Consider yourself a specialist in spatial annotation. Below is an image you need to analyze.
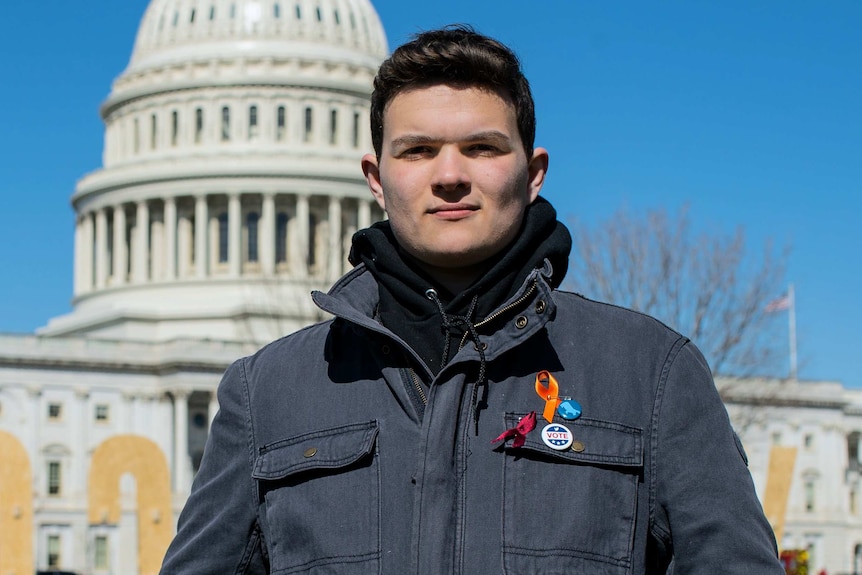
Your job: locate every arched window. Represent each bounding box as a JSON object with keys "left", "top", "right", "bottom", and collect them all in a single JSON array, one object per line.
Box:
[
  {"left": 274, "top": 2, "right": 280, "bottom": 18},
  {"left": 854, "top": 544, "right": 862, "bottom": 574},
  {"left": 248, "top": 105, "right": 259, "bottom": 140},
  {"left": 195, "top": 108, "right": 204, "bottom": 143},
  {"left": 217, "top": 213, "right": 229, "bottom": 263},
  {"left": 276, "top": 213, "right": 289, "bottom": 263},
  {"left": 47, "top": 534, "right": 61, "bottom": 567},
  {"left": 276, "top": 106, "right": 286, "bottom": 141},
  {"left": 150, "top": 114, "right": 158, "bottom": 149},
  {"left": 221, "top": 106, "right": 230, "bottom": 141},
  {"left": 803, "top": 472, "right": 819, "bottom": 512},
  {"left": 352, "top": 112, "right": 360, "bottom": 148},
  {"left": 171, "top": 110, "right": 179, "bottom": 146},
  {"left": 247, "top": 212, "right": 259, "bottom": 262},
  {"left": 209, "top": 5, "right": 216, "bottom": 19},
  {"left": 316, "top": 7, "right": 322, "bottom": 21},
  {"left": 190, "top": 8, "right": 196, "bottom": 22},
  {"left": 295, "top": 4, "right": 302, "bottom": 19},
  {"left": 47, "top": 461, "right": 62, "bottom": 496},
  {"left": 329, "top": 109, "right": 338, "bottom": 145},
  {"left": 304, "top": 107, "right": 313, "bottom": 142}
]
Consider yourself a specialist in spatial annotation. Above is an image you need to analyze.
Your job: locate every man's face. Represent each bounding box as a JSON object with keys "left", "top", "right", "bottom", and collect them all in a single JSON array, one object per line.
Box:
[{"left": 362, "top": 84, "right": 548, "bottom": 274}]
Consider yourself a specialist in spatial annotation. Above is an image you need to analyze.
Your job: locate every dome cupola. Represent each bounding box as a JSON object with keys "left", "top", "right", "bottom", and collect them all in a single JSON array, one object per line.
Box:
[{"left": 41, "top": 0, "right": 387, "bottom": 343}]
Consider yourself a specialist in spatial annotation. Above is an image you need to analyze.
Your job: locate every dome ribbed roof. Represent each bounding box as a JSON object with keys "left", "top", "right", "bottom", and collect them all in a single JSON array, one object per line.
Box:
[{"left": 127, "top": 0, "right": 387, "bottom": 73}]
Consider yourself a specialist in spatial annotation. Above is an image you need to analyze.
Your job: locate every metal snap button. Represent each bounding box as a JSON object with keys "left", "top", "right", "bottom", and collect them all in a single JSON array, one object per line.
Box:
[
  {"left": 515, "top": 316, "right": 528, "bottom": 329},
  {"left": 381, "top": 344, "right": 390, "bottom": 355},
  {"left": 303, "top": 447, "right": 318, "bottom": 458},
  {"left": 473, "top": 342, "right": 488, "bottom": 351},
  {"left": 535, "top": 300, "right": 546, "bottom": 314},
  {"left": 571, "top": 441, "right": 585, "bottom": 453}
]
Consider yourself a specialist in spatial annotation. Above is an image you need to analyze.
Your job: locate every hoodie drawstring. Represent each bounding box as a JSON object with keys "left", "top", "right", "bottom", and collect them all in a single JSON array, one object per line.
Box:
[{"left": 425, "top": 289, "right": 488, "bottom": 434}]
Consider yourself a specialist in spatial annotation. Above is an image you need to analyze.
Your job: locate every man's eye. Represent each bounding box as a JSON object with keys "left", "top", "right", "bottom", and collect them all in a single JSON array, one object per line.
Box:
[
  {"left": 401, "top": 146, "right": 432, "bottom": 157},
  {"left": 469, "top": 144, "right": 499, "bottom": 154}
]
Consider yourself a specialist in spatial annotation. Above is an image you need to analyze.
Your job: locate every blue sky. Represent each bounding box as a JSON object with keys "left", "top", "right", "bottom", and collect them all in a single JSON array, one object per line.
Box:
[{"left": 0, "top": 1, "right": 859, "bottom": 387}]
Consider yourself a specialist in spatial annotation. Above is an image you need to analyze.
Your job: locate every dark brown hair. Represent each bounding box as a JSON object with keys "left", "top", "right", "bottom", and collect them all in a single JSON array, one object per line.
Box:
[{"left": 370, "top": 25, "right": 536, "bottom": 157}]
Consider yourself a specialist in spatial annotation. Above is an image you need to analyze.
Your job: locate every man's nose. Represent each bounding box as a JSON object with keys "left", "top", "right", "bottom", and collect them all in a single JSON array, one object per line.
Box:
[{"left": 431, "top": 147, "right": 469, "bottom": 192}]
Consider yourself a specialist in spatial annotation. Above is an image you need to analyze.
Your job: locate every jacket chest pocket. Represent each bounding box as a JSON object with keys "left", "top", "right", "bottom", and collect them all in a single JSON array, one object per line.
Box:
[
  {"left": 501, "top": 413, "right": 643, "bottom": 575},
  {"left": 252, "top": 420, "right": 380, "bottom": 575}
]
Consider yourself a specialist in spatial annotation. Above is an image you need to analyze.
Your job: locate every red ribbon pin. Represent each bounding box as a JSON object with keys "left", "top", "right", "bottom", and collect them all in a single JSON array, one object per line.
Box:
[{"left": 492, "top": 411, "right": 536, "bottom": 449}]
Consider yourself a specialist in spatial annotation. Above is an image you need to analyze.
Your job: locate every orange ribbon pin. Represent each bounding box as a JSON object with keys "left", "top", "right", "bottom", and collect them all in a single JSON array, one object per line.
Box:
[{"left": 535, "top": 370, "right": 561, "bottom": 424}]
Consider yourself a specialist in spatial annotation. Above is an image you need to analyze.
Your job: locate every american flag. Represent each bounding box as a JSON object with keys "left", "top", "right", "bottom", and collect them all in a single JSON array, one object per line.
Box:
[{"left": 765, "top": 294, "right": 791, "bottom": 313}]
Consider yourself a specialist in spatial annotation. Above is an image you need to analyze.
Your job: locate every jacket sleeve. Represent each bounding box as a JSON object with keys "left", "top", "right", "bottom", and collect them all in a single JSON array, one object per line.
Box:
[
  {"left": 652, "top": 340, "right": 783, "bottom": 574},
  {"left": 159, "top": 359, "right": 268, "bottom": 574}
]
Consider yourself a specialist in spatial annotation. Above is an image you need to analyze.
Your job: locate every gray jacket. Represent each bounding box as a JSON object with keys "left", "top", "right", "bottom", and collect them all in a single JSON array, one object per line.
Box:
[{"left": 160, "top": 262, "right": 783, "bottom": 574}]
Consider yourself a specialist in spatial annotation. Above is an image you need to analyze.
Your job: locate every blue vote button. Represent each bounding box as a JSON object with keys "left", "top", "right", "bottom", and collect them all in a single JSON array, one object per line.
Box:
[{"left": 557, "top": 399, "right": 582, "bottom": 420}]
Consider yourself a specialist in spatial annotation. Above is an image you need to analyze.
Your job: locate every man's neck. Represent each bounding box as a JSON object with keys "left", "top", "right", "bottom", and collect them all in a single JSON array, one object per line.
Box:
[{"left": 404, "top": 255, "right": 494, "bottom": 298}]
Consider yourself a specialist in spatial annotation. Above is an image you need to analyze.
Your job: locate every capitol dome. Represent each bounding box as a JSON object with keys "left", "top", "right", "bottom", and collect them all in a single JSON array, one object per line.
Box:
[{"left": 41, "top": 0, "right": 388, "bottom": 343}]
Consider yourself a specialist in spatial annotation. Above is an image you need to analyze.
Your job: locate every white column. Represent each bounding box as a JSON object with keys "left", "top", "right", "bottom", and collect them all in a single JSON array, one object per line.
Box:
[
  {"left": 228, "top": 193, "right": 242, "bottom": 277},
  {"left": 164, "top": 197, "right": 177, "bottom": 280},
  {"left": 358, "top": 199, "right": 371, "bottom": 230},
  {"left": 327, "top": 196, "right": 342, "bottom": 281},
  {"left": 122, "top": 391, "right": 137, "bottom": 434},
  {"left": 113, "top": 205, "right": 127, "bottom": 285},
  {"left": 178, "top": 210, "right": 191, "bottom": 277},
  {"left": 195, "top": 195, "right": 208, "bottom": 278},
  {"left": 261, "top": 193, "right": 275, "bottom": 276},
  {"left": 133, "top": 201, "right": 149, "bottom": 283},
  {"left": 27, "top": 386, "right": 42, "bottom": 481},
  {"left": 81, "top": 213, "right": 95, "bottom": 293},
  {"left": 150, "top": 214, "right": 165, "bottom": 281},
  {"left": 74, "top": 217, "right": 83, "bottom": 295},
  {"left": 172, "top": 390, "right": 191, "bottom": 494},
  {"left": 74, "top": 388, "right": 89, "bottom": 498},
  {"left": 292, "top": 194, "right": 309, "bottom": 277},
  {"left": 95, "top": 208, "right": 108, "bottom": 289}
]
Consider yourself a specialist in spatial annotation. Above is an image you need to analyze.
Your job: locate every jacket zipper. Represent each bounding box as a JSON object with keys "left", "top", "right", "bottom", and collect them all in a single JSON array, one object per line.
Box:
[
  {"left": 410, "top": 368, "right": 428, "bottom": 405},
  {"left": 457, "top": 280, "right": 539, "bottom": 350}
]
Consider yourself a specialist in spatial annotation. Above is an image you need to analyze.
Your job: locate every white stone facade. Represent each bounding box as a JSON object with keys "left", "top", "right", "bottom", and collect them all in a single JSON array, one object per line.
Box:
[
  {"left": 0, "top": 335, "right": 234, "bottom": 573},
  {"left": 723, "top": 377, "right": 862, "bottom": 573},
  {"left": 0, "top": 1, "right": 387, "bottom": 572}
]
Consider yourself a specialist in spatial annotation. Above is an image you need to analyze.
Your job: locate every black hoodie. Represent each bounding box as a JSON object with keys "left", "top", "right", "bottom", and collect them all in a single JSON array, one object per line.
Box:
[{"left": 348, "top": 196, "right": 572, "bottom": 375}]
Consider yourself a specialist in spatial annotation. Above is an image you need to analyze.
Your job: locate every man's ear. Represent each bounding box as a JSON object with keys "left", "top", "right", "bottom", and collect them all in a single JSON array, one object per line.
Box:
[
  {"left": 361, "top": 153, "right": 386, "bottom": 211},
  {"left": 527, "top": 147, "right": 549, "bottom": 203}
]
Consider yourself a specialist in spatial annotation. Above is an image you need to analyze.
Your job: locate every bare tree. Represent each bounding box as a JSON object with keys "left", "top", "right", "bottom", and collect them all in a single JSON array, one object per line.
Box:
[{"left": 567, "top": 206, "right": 790, "bottom": 377}]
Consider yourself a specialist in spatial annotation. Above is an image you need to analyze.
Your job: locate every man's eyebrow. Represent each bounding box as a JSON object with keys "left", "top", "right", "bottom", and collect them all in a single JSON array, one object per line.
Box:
[
  {"left": 390, "top": 131, "right": 512, "bottom": 149},
  {"left": 390, "top": 134, "right": 437, "bottom": 149},
  {"left": 462, "top": 130, "right": 511, "bottom": 144}
]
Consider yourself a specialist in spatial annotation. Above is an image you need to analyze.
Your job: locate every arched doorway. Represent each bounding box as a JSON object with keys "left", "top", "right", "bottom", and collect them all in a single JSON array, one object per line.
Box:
[
  {"left": 0, "top": 431, "right": 33, "bottom": 575},
  {"left": 88, "top": 435, "right": 172, "bottom": 575}
]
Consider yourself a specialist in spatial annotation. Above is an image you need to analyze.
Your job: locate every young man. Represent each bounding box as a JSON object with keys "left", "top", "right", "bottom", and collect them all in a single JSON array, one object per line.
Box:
[{"left": 160, "top": 26, "right": 783, "bottom": 574}]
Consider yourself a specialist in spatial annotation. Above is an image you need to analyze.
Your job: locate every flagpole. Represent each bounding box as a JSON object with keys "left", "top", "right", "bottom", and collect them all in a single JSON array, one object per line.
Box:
[{"left": 789, "top": 283, "right": 797, "bottom": 380}]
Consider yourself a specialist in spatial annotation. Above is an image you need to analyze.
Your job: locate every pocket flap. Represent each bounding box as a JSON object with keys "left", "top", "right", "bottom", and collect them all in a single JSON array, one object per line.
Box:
[
  {"left": 253, "top": 420, "right": 379, "bottom": 480},
  {"left": 504, "top": 413, "right": 643, "bottom": 467}
]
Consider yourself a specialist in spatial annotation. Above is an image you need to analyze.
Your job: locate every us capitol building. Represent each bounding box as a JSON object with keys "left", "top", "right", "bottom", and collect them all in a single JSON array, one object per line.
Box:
[{"left": 0, "top": 1, "right": 861, "bottom": 573}]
